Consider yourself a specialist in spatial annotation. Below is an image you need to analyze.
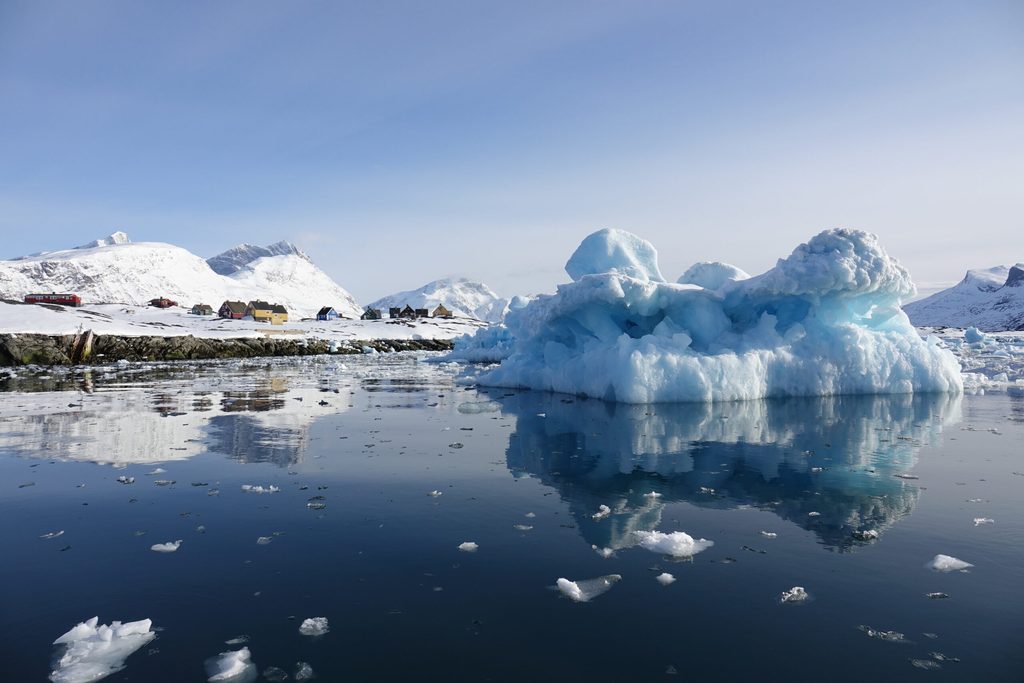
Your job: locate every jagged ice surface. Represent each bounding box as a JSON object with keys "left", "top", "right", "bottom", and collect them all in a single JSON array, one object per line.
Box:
[
  {"left": 49, "top": 617, "right": 154, "bottom": 683},
  {"left": 453, "top": 228, "right": 962, "bottom": 403}
]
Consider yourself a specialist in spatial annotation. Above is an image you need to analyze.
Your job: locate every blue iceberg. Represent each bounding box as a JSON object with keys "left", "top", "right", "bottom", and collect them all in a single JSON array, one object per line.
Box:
[{"left": 450, "top": 228, "right": 962, "bottom": 403}]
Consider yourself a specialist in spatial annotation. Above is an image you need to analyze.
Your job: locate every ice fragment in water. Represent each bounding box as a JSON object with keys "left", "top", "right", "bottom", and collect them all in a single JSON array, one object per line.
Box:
[
  {"left": 852, "top": 529, "right": 879, "bottom": 541},
  {"left": 926, "top": 554, "right": 973, "bottom": 572},
  {"left": 256, "top": 536, "right": 273, "bottom": 545},
  {"left": 458, "top": 541, "right": 478, "bottom": 552},
  {"left": 910, "top": 659, "right": 941, "bottom": 670},
  {"left": 780, "top": 586, "right": 809, "bottom": 604},
  {"left": 224, "top": 636, "right": 249, "bottom": 646},
  {"left": 925, "top": 592, "right": 950, "bottom": 600},
  {"left": 513, "top": 524, "right": 534, "bottom": 531},
  {"left": 655, "top": 572, "right": 676, "bottom": 586},
  {"left": 145, "top": 468, "right": 166, "bottom": 475},
  {"left": 205, "top": 647, "right": 257, "bottom": 682},
  {"left": 262, "top": 667, "right": 288, "bottom": 682},
  {"left": 634, "top": 530, "right": 714, "bottom": 558},
  {"left": 298, "top": 617, "right": 329, "bottom": 636},
  {"left": 150, "top": 540, "right": 182, "bottom": 553},
  {"left": 760, "top": 531, "right": 777, "bottom": 538},
  {"left": 807, "top": 511, "right": 821, "bottom": 517},
  {"left": 427, "top": 490, "right": 443, "bottom": 497},
  {"left": 41, "top": 530, "right": 65, "bottom": 540},
  {"left": 643, "top": 491, "right": 662, "bottom": 499},
  {"left": 240, "top": 484, "right": 279, "bottom": 494},
  {"left": 592, "top": 504, "right": 611, "bottom": 520},
  {"left": 556, "top": 574, "right": 622, "bottom": 602},
  {"left": 152, "top": 480, "right": 175, "bottom": 486},
  {"left": 858, "top": 625, "right": 907, "bottom": 643},
  {"left": 456, "top": 400, "right": 501, "bottom": 414},
  {"left": 116, "top": 476, "right": 134, "bottom": 485},
  {"left": 592, "top": 545, "right": 614, "bottom": 558},
  {"left": 49, "top": 617, "right": 155, "bottom": 683},
  {"left": 295, "top": 662, "right": 315, "bottom": 680},
  {"left": 973, "top": 518, "right": 994, "bottom": 526}
]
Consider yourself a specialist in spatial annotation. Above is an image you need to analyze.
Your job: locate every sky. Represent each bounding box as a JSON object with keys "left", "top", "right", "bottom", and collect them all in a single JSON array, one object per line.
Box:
[{"left": 0, "top": 0, "right": 1021, "bottom": 302}]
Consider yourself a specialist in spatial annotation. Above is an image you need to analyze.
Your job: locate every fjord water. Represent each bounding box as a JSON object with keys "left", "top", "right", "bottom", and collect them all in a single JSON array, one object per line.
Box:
[{"left": 1, "top": 356, "right": 1021, "bottom": 681}]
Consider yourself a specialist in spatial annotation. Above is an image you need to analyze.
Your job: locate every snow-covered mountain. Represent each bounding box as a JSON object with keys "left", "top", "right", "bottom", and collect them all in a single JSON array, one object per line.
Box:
[
  {"left": 905, "top": 264, "right": 1024, "bottom": 331},
  {"left": 0, "top": 233, "right": 361, "bottom": 319},
  {"left": 207, "top": 241, "right": 308, "bottom": 275},
  {"left": 370, "top": 278, "right": 510, "bottom": 322}
]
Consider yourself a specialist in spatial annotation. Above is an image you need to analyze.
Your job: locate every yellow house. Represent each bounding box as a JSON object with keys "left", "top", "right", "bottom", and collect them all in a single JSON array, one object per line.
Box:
[{"left": 246, "top": 300, "right": 288, "bottom": 325}]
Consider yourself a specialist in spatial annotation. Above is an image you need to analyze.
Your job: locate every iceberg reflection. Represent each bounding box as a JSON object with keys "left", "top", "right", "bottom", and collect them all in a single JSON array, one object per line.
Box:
[{"left": 501, "top": 392, "right": 961, "bottom": 552}]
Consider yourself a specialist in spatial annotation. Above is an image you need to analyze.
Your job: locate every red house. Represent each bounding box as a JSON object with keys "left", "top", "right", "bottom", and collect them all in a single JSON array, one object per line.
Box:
[
  {"left": 25, "top": 293, "right": 82, "bottom": 307},
  {"left": 148, "top": 297, "right": 178, "bottom": 308}
]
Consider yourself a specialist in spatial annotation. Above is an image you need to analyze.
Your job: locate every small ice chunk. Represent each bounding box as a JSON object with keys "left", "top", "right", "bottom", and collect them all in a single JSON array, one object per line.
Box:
[
  {"left": 592, "top": 504, "right": 611, "bottom": 520},
  {"left": 780, "top": 586, "right": 809, "bottom": 604},
  {"left": 925, "top": 592, "right": 950, "bottom": 600},
  {"left": 262, "top": 667, "right": 288, "bottom": 682},
  {"left": 116, "top": 476, "right": 135, "bottom": 485},
  {"left": 240, "top": 485, "right": 279, "bottom": 494},
  {"left": 456, "top": 400, "right": 501, "bottom": 414},
  {"left": 643, "top": 491, "right": 662, "bottom": 499},
  {"left": 150, "top": 540, "right": 182, "bottom": 553},
  {"left": 556, "top": 574, "right": 622, "bottom": 602},
  {"left": 634, "top": 530, "right": 714, "bottom": 558},
  {"left": 145, "top": 468, "right": 166, "bottom": 475},
  {"left": 41, "top": 530, "right": 65, "bottom": 540},
  {"left": 853, "top": 529, "right": 879, "bottom": 541},
  {"left": 592, "top": 545, "right": 614, "bottom": 558},
  {"left": 256, "top": 537, "right": 273, "bottom": 545},
  {"left": 926, "top": 554, "right": 973, "bottom": 572},
  {"left": 50, "top": 616, "right": 155, "bottom": 683},
  {"left": 973, "top": 518, "right": 994, "bottom": 526},
  {"left": 858, "top": 625, "right": 907, "bottom": 642},
  {"left": 807, "top": 511, "right": 821, "bottom": 517},
  {"left": 513, "top": 524, "right": 534, "bottom": 531},
  {"left": 298, "top": 617, "right": 329, "bottom": 637},
  {"left": 428, "top": 490, "right": 443, "bottom": 497},
  {"left": 294, "top": 662, "right": 315, "bottom": 680},
  {"left": 205, "top": 647, "right": 256, "bottom": 682},
  {"left": 759, "top": 531, "right": 777, "bottom": 539},
  {"left": 458, "top": 541, "right": 478, "bottom": 552},
  {"left": 910, "top": 659, "right": 942, "bottom": 670},
  {"left": 655, "top": 572, "right": 676, "bottom": 586},
  {"left": 224, "top": 636, "right": 249, "bottom": 646}
]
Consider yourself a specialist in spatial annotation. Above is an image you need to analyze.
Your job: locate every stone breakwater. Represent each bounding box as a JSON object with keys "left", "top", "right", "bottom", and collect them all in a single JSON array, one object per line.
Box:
[{"left": 0, "top": 333, "right": 454, "bottom": 367}]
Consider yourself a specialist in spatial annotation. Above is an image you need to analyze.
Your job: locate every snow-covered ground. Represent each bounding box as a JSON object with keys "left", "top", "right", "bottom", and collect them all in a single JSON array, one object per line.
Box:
[
  {"left": 369, "top": 277, "right": 517, "bottom": 322},
  {"left": 0, "top": 301, "right": 488, "bottom": 340},
  {"left": 0, "top": 232, "right": 362, "bottom": 319},
  {"left": 905, "top": 264, "right": 1024, "bottom": 331}
]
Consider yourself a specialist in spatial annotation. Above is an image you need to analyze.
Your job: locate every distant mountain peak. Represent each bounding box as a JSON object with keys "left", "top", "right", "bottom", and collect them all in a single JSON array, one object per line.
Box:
[
  {"left": 77, "top": 231, "right": 131, "bottom": 250},
  {"left": 207, "top": 241, "right": 310, "bottom": 275},
  {"left": 369, "top": 277, "right": 510, "bottom": 322},
  {"left": 906, "top": 261, "right": 1024, "bottom": 331}
]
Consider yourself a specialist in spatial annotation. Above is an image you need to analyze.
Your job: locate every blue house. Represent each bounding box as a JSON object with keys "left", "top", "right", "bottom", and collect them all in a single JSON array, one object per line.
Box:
[{"left": 316, "top": 306, "right": 339, "bottom": 321}]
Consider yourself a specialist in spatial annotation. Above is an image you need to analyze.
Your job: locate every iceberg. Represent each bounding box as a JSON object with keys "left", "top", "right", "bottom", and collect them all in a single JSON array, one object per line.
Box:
[
  {"left": 926, "top": 554, "right": 973, "bottom": 572},
  {"left": 556, "top": 574, "right": 622, "bottom": 602},
  {"left": 205, "top": 647, "right": 257, "bottom": 682},
  {"left": 50, "top": 617, "right": 155, "bottom": 683},
  {"left": 634, "top": 530, "right": 714, "bottom": 558},
  {"left": 450, "top": 228, "right": 962, "bottom": 403}
]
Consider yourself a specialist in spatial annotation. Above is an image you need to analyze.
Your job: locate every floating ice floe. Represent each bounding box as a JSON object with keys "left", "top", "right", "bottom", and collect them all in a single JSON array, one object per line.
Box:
[
  {"left": 973, "top": 517, "right": 994, "bottom": 526},
  {"left": 780, "top": 586, "right": 809, "bottom": 604},
  {"left": 49, "top": 616, "right": 155, "bottom": 683},
  {"left": 427, "top": 490, "right": 443, "bottom": 497},
  {"left": 294, "top": 662, "right": 315, "bottom": 680},
  {"left": 116, "top": 476, "right": 134, "bottom": 485},
  {"left": 556, "top": 574, "right": 622, "bottom": 602},
  {"left": 298, "top": 617, "right": 329, "bottom": 637},
  {"left": 927, "top": 554, "right": 973, "bottom": 572},
  {"left": 145, "top": 468, "right": 166, "bottom": 475},
  {"left": 240, "top": 484, "right": 279, "bottom": 494},
  {"left": 256, "top": 536, "right": 273, "bottom": 545},
  {"left": 655, "top": 572, "right": 676, "bottom": 586},
  {"left": 634, "top": 530, "right": 714, "bottom": 558},
  {"left": 592, "top": 504, "right": 612, "bottom": 520},
  {"left": 41, "top": 530, "right": 65, "bottom": 540},
  {"left": 458, "top": 541, "right": 478, "bottom": 552},
  {"left": 150, "top": 540, "right": 182, "bottom": 553},
  {"left": 643, "top": 491, "right": 662, "bottom": 499},
  {"left": 446, "top": 228, "right": 963, "bottom": 402},
  {"left": 760, "top": 531, "right": 778, "bottom": 539},
  {"left": 456, "top": 400, "right": 501, "bottom": 414},
  {"left": 513, "top": 524, "right": 534, "bottom": 531},
  {"left": 853, "top": 529, "right": 879, "bottom": 541},
  {"left": 205, "top": 647, "right": 257, "bottom": 682},
  {"left": 858, "top": 625, "right": 907, "bottom": 643}
]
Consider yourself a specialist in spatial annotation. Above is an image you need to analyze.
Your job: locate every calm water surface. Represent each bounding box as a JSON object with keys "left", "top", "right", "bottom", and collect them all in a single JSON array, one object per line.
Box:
[{"left": 1, "top": 355, "right": 1022, "bottom": 682}]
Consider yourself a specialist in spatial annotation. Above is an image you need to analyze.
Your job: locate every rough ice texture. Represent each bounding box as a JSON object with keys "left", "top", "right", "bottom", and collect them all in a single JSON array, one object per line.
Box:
[
  {"left": 205, "top": 647, "right": 256, "bottom": 682},
  {"left": 634, "top": 530, "right": 714, "bottom": 557},
  {"left": 926, "top": 554, "right": 973, "bottom": 572},
  {"left": 298, "top": 617, "right": 329, "bottom": 636},
  {"left": 556, "top": 574, "right": 622, "bottom": 602},
  {"left": 50, "top": 617, "right": 155, "bottom": 683},
  {"left": 780, "top": 586, "right": 809, "bottom": 603},
  {"left": 454, "top": 228, "right": 962, "bottom": 403}
]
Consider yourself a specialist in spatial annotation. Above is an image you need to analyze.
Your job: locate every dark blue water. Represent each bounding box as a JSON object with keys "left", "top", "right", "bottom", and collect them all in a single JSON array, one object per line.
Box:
[{"left": 1, "top": 356, "right": 1021, "bottom": 681}]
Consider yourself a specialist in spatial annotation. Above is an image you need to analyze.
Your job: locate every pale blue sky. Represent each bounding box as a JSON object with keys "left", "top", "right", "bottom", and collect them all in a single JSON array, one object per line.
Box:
[{"left": 1, "top": 0, "right": 1021, "bottom": 301}]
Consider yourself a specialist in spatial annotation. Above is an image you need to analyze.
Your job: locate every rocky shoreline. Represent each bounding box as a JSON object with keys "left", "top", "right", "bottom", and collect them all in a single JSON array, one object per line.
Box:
[{"left": 0, "top": 333, "right": 454, "bottom": 366}]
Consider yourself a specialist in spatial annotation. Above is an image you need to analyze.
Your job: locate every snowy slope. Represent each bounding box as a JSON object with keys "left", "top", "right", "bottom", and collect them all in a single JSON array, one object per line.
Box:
[
  {"left": 0, "top": 233, "right": 361, "bottom": 319},
  {"left": 207, "top": 241, "right": 308, "bottom": 275},
  {"left": 905, "top": 264, "right": 1024, "bottom": 331},
  {"left": 370, "top": 278, "right": 510, "bottom": 322}
]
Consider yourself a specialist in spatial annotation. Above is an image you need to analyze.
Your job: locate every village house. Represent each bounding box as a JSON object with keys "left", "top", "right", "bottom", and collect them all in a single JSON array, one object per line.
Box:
[
  {"left": 432, "top": 304, "right": 453, "bottom": 318},
  {"left": 414, "top": 308, "right": 429, "bottom": 318},
  {"left": 218, "top": 300, "right": 247, "bottom": 319},
  {"left": 148, "top": 297, "right": 178, "bottom": 308},
  {"left": 190, "top": 303, "right": 214, "bottom": 315},
  {"left": 361, "top": 307, "right": 382, "bottom": 320},
  {"left": 400, "top": 305, "right": 416, "bottom": 319},
  {"left": 388, "top": 307, "right": 402, "bottom": 319},
  {"left": 246, "top": 300, "right": 288, "bottom": 324},
  {"left": 24, "top": 293, "right": 82, "bottom": 307},
  {"left": 316, "top": 306, "right": 339, "bottom": 321}
]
